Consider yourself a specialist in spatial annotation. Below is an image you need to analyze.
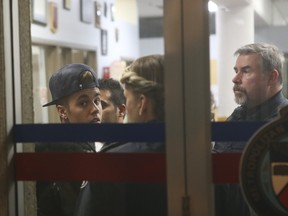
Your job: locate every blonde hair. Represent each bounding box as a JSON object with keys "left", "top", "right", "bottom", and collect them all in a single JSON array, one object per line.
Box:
[{"left": 121, "top": 55, "right": 165, "bottom": 121}]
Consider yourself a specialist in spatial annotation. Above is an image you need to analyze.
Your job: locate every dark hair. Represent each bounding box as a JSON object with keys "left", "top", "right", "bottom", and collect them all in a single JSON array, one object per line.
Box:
[
  {"left": 98, "top": 78, "right": 125, "bottom": 106},
  {"left": 121, "top": 55, "right": 165, "bottom": 121}
]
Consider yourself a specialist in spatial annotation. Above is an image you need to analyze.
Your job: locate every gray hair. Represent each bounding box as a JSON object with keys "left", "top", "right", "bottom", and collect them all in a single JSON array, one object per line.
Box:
[{"left": 234, "top": 42, "right": 284, "bottom": 84}]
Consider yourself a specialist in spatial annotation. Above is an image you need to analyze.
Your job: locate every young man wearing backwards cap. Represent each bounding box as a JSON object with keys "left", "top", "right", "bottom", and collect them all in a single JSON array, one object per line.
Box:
[
  {"left": 42, "top": 63, "right": 102, "bottom": 124},
  {"left": 36, "top": 63, "right": 102, "bottom": 216}
]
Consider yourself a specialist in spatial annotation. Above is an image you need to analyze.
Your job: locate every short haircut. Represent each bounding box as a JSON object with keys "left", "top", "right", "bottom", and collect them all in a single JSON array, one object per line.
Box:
[
  {"left": 98, "top": 78, "right": 125, "bottom": 106},
  {"left": 234, "top": 42, "right": 284, "bottom": 84}
]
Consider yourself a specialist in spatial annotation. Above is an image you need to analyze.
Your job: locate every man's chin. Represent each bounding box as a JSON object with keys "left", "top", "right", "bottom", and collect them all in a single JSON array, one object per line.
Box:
[{"left": 234, "top": 96, "right": 247, "bottom": 106}]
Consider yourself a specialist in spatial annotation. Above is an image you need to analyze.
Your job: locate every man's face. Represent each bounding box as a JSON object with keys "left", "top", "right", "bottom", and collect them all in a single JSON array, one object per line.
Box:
[
  {"left": 100, "top": 89, "right": 119, "bottom": 123},
  {"left": 232, "top": 54, "right": 271, "bottom": 108},
  {"left": 60, "top": 87, "right": 102, "bottom": 123}
]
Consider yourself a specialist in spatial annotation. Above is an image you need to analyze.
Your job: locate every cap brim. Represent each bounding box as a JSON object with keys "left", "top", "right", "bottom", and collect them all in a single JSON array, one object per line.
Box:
[{"left": 42, "top": 100, "right": 57, "bottom": 107}]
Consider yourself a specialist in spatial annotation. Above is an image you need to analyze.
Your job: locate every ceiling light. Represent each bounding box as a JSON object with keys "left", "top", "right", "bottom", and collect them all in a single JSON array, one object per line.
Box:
[{"left": 208, "top": 1, "right": 218, "bottom": 12}]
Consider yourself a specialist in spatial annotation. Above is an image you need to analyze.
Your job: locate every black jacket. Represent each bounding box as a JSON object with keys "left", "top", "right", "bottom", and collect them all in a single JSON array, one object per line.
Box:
[
  {"left": 213, "top": 91, "right": 288, "bottom": 152},
  {"left": 73, "top": 141, "right": 167, "bottom": 216},
  {"left": 213, "top": 91, "right": 288, "bottom": 216},
  {"left": 36, "top": 142, "right": 95, "bottom": 216}
]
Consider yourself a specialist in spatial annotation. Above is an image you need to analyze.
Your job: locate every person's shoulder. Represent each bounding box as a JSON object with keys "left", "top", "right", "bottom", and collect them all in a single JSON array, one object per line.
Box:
[
  {"left": 101, "top": 142, "right": 165, "bottom": 153},
  {"left": 226, "top": 106, "right": 243, "bottom": 121},
  {"left": 280, "top": 98, "right": 288, "bottom": 106},
  {"left": 276, "top": 91, "right": 288, "bottom": 106},
  {"left": 100, "top": 142, "right": 126, "bottom": 152},
  {"left": 277, "top": 94, "right": 288, "bottom": 112}
]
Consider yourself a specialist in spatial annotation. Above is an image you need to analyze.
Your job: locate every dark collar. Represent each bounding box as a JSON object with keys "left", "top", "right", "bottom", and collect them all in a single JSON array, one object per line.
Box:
[{"left": 229, "top": 91, "right": 288, "bottom": 121}]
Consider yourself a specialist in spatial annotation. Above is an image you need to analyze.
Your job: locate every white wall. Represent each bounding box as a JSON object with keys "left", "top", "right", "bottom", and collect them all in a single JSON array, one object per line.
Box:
[
  {"left": 139, "top": 35, "right": 218, "bottom": 58},
  {"left": 139, "top": 37, "right": 164, "bottom": 56},
  {"left": 31, "top": 0, "right": 139, "bottom": 77},
  {"left": 255, "top": 26, "right": 288, "bottom": 52}
]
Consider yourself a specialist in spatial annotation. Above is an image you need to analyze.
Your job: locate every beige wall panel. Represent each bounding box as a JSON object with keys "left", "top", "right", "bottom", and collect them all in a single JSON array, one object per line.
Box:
[
  {"left": 0, "top": 0, "right": 9, "bottom": 214},
  {"left": 19, "top": 0, "right": 36, "bottom": 215}
]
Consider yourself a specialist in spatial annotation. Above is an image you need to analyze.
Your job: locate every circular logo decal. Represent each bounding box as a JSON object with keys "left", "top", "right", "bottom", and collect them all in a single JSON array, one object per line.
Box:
[{"left": 240, "top": 106, "right": 288, "bottom": 216}]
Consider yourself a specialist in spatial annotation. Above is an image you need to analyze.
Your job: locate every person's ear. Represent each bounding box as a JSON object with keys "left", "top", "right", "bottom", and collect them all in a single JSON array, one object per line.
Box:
[
  {"left": 269, "top": 69, "right": 279, "bottom": 84},
  {"left": 118, "top": 104, "right": 126, "bottom": 118},
  {"left": 138, "top": 94, "right": 148, "bottom": 116},
  {"left": 56, "top": 105, "right": 68, "bottom": 121}
]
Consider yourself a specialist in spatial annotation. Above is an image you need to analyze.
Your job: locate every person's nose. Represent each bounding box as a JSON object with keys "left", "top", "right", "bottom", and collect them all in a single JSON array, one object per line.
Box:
[
  {"left": 232, "top": 72, "right": 242, "bottom": 84},
  {"left": 91, "top": 102, "right": 101, "bottom": 115}
]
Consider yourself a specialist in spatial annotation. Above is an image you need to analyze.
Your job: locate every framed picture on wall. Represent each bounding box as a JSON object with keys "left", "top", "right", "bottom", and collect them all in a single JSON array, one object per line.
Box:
[
  {"left": 103, "top": 2, "right": 107, "bottom": 17},
  {"left": 95, "top": 1, "right": 101, "bottom": 28},
  {"left": 63, "top": 0, "right": 71, "bottom": 10},
  {"left": 115, "top": 27, "right": 119, "bottom": 42},
  {"left": 32, "top": 0, "right": 47, "bottom": 25},
  {"left": 80, "top": 0, "right": 92, "bottom": 23},
  {"left": 110, "top": 3, "right": 115, "bottom": 21},
  {"left": 101, "top": 29, "right": 108, "bottom": 56},
  {"left": 49, "top": 2, "right": 58, "bottom": 33}
]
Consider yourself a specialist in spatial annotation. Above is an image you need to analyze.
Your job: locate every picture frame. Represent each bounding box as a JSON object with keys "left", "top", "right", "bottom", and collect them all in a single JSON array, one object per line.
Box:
[
  {"left": 49, "top": 2, "right": 58, "bottom": 33},
  {"left": 80, "top": 0, "right": 92, "bottom": 24},
  {"left": 110, "top": 3, "right": 115, "bottom": 21},
  {"left": 101, "top": 29, "right": 108, "bottom": 56},
  {"left": 95, "top": 1, "right": 101, "bottom": 28},
  {"left": 103, "top": 2, "right": 107, "bottom": 17},
  {"left": 32, "top": 0, "right": 47, "bottom": 25},
  {"left": 63, "top": 0, "right": 71, "bottom": 10},
  {"left": 115, "top": 27, "right": 119, "bottom": 42}
]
